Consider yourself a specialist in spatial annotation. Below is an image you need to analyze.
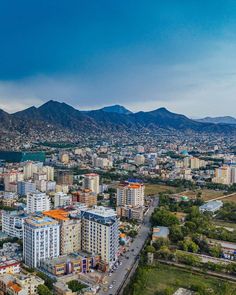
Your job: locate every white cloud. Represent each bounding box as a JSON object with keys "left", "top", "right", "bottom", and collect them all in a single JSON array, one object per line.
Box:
[{"left": 0, "top": 41, "right": 236, "bottom": 117}]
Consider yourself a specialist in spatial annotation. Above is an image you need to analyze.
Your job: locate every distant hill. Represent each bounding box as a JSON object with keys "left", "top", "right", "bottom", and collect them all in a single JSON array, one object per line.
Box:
[
  {"left": 0, "top": 100, "right": 235, "bottom": 137},
  {"left": 100, "top": 105, "right": 132, "bottom": 115},
  {"left": 196, "top": 116, "right": 236, "bottom": 125}
]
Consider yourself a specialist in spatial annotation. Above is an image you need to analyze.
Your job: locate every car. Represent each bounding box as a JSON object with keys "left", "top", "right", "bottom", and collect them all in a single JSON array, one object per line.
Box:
[{"left": 109, "top": 285, "right": 113, "bottom": 289}]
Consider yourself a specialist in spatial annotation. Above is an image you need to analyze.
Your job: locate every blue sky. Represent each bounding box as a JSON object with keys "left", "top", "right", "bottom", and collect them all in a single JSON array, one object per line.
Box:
[{"left": 0, "top": 0, "right": 236, "bottom": 117}]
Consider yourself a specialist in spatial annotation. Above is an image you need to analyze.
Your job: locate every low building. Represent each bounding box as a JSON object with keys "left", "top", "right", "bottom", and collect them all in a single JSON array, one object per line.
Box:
[
  {"left": 53, "top": 281, "right": 73, "bottom": 295},
  {"left": 0, "top": 243, "right": 22, "bottom": 261},
  {"left": 199, "top": 200, "right": 223, "bottom": 214},
  {"left": 2, "top": 198, "right": 17, "bottom": 208},
  {"left": 116, "top": 206, "right": 144, "bottom": 221},
  {"left": 0, "top": 273, "right": 44, "bottom": 295},
  {"left": 0, "top": 259, "right": 20, "bottom": 275},
  {"left": 209, "top": 239, "right": 236, "bottom": 260},
  {"left": 40, "top": 252, "right": 100, "bottom": 276},
  {"left": 72, "top": 190, "right": 97, "bottom": 207},
  {"left": 152, "top": 226, "right": 169, "bottom": 242}
]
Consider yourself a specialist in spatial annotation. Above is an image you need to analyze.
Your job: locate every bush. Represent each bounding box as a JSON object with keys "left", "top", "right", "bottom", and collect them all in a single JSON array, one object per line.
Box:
[{"left": 67, "top": 280, "right": 87, "bottom": 292}]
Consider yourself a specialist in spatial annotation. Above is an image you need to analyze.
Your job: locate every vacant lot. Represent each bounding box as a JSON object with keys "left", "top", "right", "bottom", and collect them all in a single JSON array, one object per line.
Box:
[
  {"left": 180, "top": 189, "right": 224, "bottom": 201},
  {"left": 220, "top": 193, "right": 236, "bottom": 203},
  {"left": 126, "top": 264, "right": 236, "bottom": 295},
  {"left": 145, "top": 184, "right": 177, "bottom": 196}
]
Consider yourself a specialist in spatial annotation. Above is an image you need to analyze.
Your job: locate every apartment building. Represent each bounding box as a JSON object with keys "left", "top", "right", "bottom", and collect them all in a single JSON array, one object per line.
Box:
[
  {"left": 117, "top": 182, "right": 144, "bottom": 207},
  {"left": 81, "top": 206, "right": 119, "bottom": 270},
  {"left": 82, "top": 173, "right": 99, "bottom": 195},
  {"left": 23, "top": 216, "right": 60, "bottom": 268},
  {"left": 17, "top": 181, "right": 36, "bottom": 197},
  {"left": 43, "top": 209, "right": 81, "bottom": 255},
  {"left": 26, "top": 192, "right": 51, "bottom": 214},
  {"left": 2, "top": 211, "right": 28, "bottom": 239},
  {"left": 54, "top": 192, "right": 72, "bottom": 208}
]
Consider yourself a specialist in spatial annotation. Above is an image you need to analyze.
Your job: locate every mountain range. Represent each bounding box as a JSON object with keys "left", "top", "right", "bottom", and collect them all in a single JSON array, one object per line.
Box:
[
  {"left": 1, "top": 100, "right": 236, "bottom": 136},
  {"left": 196, "top": 116, "right": 236, "bottom": 125}
]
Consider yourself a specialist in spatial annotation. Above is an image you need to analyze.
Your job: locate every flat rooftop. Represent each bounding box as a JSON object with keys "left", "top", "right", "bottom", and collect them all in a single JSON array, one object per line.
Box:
[
  {"left": 25, "top": 216, "right": 59, "bottom": 227},
  {"left": 43, "top": 209, "right": 69, "bottom": 221},
  {"left": 83, "top": 206, "right": 117, "bottom": 218},
  {"left": 152, "top": 226, "right": 169, "bottom": 238}
]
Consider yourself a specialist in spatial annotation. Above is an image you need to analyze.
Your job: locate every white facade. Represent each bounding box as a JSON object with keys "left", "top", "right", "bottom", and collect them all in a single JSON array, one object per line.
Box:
[
  {"left": 26, "top": 192, "right": 51, "bottom": 214},
  {"left": 2, "top": 211, "right": 28, "bottom": 239},
  {"left": 54, "top": 192, "right": 72, "bottom": 208},
  {"left": 23, "top": 216, "right": 60, "bottom": 268}
]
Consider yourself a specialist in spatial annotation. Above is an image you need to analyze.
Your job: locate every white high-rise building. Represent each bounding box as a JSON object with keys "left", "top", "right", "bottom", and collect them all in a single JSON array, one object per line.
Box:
[
  {"left": 54, "top": 192, "right": 72, "bottom": 208},
  {"left": 81, "top": 206, "right": 119, "bottom": 269},
  {"left": 83, "top": 173, "right": 100, "bottom": 195},
  {"left": 26, "top": 192, "right": 51, "bottom": 214},
  {"left": 2, "top": 210, "right": 28, "bottom": 239},
  {"left": 117, "top": 182, "right": 144, "bottom": 207},
  {"left": 23, "top": 215, "right": 60, "bottom": 268}
]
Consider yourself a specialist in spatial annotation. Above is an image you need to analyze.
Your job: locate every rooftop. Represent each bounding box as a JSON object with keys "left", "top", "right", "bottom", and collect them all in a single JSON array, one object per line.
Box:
[
  {"left": 152, "top": 226, "right": 169, "bottom": 238},
  {"left": 25, "top": 215, "right": 59, "bottom": 227},
  {"left": 43, "top": 209, "right": 69, "bottom": 221},
  {"left": 0, "top": 259, "right": 20, "bottom": 269},
  {"left": 83, "top": 206, "right": 117, "bottom": 218},
  {"left": 81, "top": 206, "right": 117, "bottom": 225},
  {"left": 200, "top": 200, "right": 223, "bottom": 211}
]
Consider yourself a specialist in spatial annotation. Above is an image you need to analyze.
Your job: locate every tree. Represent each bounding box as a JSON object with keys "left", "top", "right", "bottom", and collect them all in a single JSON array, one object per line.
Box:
[
  {"left": 67, "top": 280, "right": 87, "bottom": 292},
  {"left": 169, "top": 225, "right": 183, "bottom": 243},
  {"left": 36, "top": 272, "right": 55, "bottom": 290},
  {"left": 146, "top": 245, "right": 155, "bottom": 253},
  {"left": 37, "top": 285, "right": 53, "bottom": 295},
  {"left": 209, "top": 244, "right": 222, "bottom": 258},
  {"left": 153, "top": 238, "right": 170, "bottom": 250},
  {"left": 151, "top": 209, "right": 179, "bottom": 227},
  {"left": 128, "top": 229, "right": 138, "bottom": 238},
  {"left": 178, "top": 238, "right": 199, "bottom": 253}
]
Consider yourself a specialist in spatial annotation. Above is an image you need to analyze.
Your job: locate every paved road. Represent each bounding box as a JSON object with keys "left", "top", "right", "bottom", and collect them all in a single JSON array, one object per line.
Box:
[{"left": 99, "top": 198, "right": 158, "bottom": 295}]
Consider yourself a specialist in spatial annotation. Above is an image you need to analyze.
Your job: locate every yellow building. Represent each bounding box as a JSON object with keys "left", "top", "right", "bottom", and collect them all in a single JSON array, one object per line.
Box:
[{"left": 43, "top": 209, "right": 81, "bottom": 255}]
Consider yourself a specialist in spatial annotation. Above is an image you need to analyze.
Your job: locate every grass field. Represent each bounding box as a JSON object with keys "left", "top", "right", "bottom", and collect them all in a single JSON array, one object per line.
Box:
[
  {"left": 180, "top": 189, "right": 224, "bottom": 201},
  {"left": 145, "top": 184, "right": 177, "bottom": 196},
  {"left": 127, "top": 264, "right": 236, "bottom": 295}
]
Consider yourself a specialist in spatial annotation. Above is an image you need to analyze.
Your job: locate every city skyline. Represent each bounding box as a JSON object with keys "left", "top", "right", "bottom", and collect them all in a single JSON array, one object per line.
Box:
[{"left": 1, "top": 1, "right": 236, "bottom": 117}]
